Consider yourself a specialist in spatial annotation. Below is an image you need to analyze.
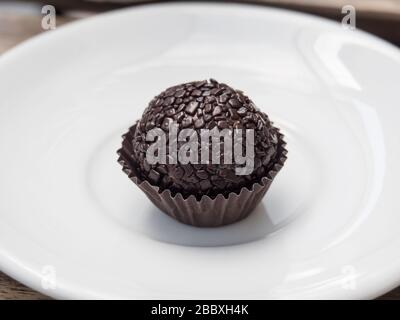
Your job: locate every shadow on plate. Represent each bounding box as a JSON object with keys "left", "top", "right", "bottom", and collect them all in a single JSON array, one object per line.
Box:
[{"left": 142, "top": 202, "right": 280, "bottom": 247}]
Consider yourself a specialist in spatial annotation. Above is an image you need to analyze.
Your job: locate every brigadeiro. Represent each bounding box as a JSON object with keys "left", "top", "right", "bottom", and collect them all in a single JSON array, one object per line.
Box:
[{"left": 118, "top": 79, "right": 287, "bottom": 227}]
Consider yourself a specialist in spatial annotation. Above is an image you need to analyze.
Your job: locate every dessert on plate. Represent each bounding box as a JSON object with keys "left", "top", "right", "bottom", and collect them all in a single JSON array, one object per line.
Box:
[{"left": 118, "top": 79, "right": 287, "bottom": 227}]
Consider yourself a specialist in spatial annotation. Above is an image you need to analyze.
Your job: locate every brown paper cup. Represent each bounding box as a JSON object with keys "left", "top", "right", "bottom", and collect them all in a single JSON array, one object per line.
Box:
[{"left": 118, "top": 124, "right": 287, "bottom": 228}]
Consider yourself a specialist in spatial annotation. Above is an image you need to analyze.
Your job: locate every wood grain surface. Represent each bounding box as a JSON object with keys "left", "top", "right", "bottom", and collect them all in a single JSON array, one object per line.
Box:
[{"left": 0, "top": 0, "right": 400, "bottom": 300}]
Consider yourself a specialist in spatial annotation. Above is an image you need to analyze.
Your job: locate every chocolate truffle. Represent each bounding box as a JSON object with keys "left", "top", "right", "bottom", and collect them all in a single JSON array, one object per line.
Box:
[{"left": 126, "top": 79, "right": 282, "bottom": 199}]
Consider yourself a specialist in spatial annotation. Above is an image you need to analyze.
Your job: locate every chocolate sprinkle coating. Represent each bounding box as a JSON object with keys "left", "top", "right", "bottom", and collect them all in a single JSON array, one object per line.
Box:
[{"left": 124, "top": 79, "right": 282, "bottom": 199}]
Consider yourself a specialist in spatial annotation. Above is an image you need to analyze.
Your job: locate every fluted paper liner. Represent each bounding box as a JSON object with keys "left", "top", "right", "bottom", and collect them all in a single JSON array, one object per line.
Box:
[{"left": 118, "top": 124, "right": 287, "bottom": 228}]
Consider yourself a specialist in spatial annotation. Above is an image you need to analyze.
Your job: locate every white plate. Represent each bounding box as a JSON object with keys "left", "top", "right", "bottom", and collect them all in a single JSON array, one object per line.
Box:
[{"left": 1, "top": 3, "right": 400, "bottom": 300}]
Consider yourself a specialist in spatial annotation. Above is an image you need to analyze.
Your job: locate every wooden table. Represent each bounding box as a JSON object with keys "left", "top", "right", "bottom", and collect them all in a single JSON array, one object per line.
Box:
[{"left": 1, "top": 1, "right": 400, "bottom": 300}]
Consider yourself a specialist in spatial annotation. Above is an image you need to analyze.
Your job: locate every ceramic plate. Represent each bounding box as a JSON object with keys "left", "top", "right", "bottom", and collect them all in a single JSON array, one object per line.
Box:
[{"left": 1, "top": 3, "right": 400, "bottom": 299}]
